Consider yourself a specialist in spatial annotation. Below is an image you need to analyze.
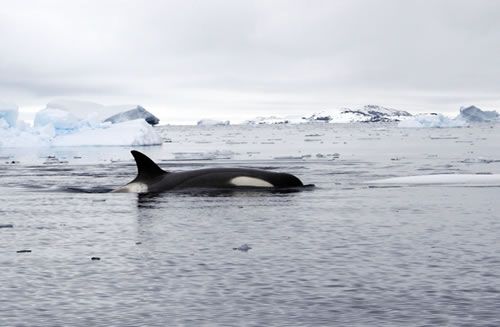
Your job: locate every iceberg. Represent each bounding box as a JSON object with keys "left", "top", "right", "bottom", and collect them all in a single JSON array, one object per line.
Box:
[
  {"left": 0, "top": 101, "right": 19, "bottom": 127},
  {"left": 52, "top": 119, "right": 162, "bottom": 147},
  {"left": 1, "top": 99, "right": 163, "bottom": 147},
  {"left": 104, "top": 105, "right": 160, "bottom": 125},
  {"left": 0, "top": 119, "right": 161, "bottom": 147},
  {"left": 41, "top": 99, "right": 160, "bottom": 126},
  {"left": 0, "top": 122, "right": 55, "bottom": 148},
  {"left": 197, "top": 119, "right": 230, "bottom": 126},
  {"left": 398, "top": 113, "right": 467, "bottom": 128},
  {"left": 34, "top": 108, "right": 84, "bottom": 133},
  {"left": 457, "top": 105, "right": 499, "bottom": 123}
]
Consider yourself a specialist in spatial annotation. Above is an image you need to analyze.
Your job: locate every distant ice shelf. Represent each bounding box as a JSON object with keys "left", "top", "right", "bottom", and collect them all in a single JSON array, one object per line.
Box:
[
  {"left": 197, "top": 119, "right": 230, "bottom": 126},
  {"left": 243, "top": 105, "right": 413, "bottom": 125}
]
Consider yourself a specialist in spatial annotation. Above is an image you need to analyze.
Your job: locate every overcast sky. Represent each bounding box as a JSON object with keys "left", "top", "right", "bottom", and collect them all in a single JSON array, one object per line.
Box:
[{"left": 1, "top": 0, "right": 499, "bottom": 122}]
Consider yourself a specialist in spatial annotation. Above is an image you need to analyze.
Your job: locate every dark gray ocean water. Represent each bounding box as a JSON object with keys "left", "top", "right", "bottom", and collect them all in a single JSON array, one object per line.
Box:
[{"left": 1, "top": 123, "right": 500, "bottom": 326}]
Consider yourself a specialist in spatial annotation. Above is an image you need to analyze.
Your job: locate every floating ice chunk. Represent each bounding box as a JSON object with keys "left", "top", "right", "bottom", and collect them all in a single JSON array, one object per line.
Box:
[
  {"left": 233, "top": 244, "right": 252, "bottom": 252},
  {"left": 197, "top": 119, "right": 230, "bottom": 126},
  {"left": 398, "top": 114, "right": 467, "bottom": 128},
  {"left": 34, "top": 108, "right": 84, "bottom": 133},
  {"left": 457, "top": 106, "right": 499, "bottom": 123},
  {"left": 52, "top": 119, "right": 162, "bottom": 146},
  {"left": 367, "top": 174, "right": 500, "bottom": 186},
  {"left": 0, "top": 101, "right": 19, "bottom": 127}
]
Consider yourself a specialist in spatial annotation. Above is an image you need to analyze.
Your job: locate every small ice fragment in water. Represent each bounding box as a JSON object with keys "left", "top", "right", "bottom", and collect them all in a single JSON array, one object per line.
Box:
[
  {"left": 0, "top": 224, "right": 14, "bottom": 228},
  {"left": 233, "top": 244, "right": 252, "bottom": 252},
  {"left": 16, "top": 249, "right": 31, "bottom": 253}
]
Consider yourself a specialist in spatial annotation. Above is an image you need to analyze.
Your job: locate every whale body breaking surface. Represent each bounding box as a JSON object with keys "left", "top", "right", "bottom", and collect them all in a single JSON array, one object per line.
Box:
[{"left": 113, "top": 150, "right": 310, "bottom": 193}]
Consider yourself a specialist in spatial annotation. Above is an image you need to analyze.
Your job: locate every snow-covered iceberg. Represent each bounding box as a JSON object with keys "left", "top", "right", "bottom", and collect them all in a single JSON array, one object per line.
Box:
[
  {"left": 40, "top": 99, "right": 160, "bottom": 126},
  {"left": 0, "top": 122, "right": 54, "bottom": 148},
  {"left": 1, "top": 99, "right": 163, "bottom": 147},
  {"left": 0, "top": 101, "right": 19, "bottom": 128},
  {"left": 0, "top": 119, "right": 162, "bottom": 148},
  {"left": 457, "top": 106, "right": 499, "bottom": 123},
  {"left": 34, "top": 108, "right": 84, "bottom": 133},
  {"left": 398, "top": 105, "right": 500, "bottom": 128},
  {"left": 197, "top": 119, "right": 230, "bottom": 126},
  {"left": 104, "top": 105, "right": 160, "bottom": 125},
  {"left": 52, "top": 119, "right": 162, "bottom": 146},
  {"left": 398, "top": 113, "right": 467, "bottom": 128}
]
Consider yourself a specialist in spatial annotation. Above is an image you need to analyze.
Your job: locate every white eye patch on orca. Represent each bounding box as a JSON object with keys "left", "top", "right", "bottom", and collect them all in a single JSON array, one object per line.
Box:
[{"left": 229, "top": 176, "right": 273, "bottom": 187}]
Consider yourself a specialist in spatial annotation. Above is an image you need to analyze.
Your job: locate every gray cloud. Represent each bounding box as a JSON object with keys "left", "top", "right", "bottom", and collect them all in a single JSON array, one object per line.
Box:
[{"left": 1, "top": 0, "right": 499, "bottom": 120}]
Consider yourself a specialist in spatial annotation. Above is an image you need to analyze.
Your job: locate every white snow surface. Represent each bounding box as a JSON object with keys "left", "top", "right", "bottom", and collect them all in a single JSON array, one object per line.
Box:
[
  {"left": 398, "top": 114, "right": 467, "bottom": 128},
  {"left": 367, "top": 174, "right": 500, "bottom": 186},
  {"left": 0, "top": 101, "right": 19, "bottom": 127}
]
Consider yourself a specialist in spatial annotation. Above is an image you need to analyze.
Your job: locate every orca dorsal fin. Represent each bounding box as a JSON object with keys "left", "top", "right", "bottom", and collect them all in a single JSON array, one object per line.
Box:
[{"left": 130, "top": 150, "right": 168, "bottom": 182}]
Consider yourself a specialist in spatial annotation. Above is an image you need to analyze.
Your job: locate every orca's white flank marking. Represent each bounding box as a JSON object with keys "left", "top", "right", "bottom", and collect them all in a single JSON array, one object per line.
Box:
[
  {"left": 113, "top": 182, "right": 149, "bottom": 193},
  {"left": 230, "top": 176, "right": 273, "bottom": 187},
  {"left": 125, "top": 182, "right": 149, "bottom": 193}
]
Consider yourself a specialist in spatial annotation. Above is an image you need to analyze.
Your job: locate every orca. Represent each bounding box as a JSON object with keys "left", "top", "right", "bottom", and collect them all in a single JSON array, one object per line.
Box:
[{"left": 113, "top": 150, "right": 310, "bottom": 193}]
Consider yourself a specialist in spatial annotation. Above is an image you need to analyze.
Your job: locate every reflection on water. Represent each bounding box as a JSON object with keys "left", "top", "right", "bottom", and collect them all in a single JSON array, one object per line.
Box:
[{"left": 1, "top": 123, "right": 500, "bottom": 326}]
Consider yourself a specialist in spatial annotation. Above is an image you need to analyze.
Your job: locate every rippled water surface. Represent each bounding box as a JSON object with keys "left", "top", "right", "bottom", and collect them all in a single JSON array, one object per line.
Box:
[{"left": 1, "top": 123, "right": 500, "bottom": 326}]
